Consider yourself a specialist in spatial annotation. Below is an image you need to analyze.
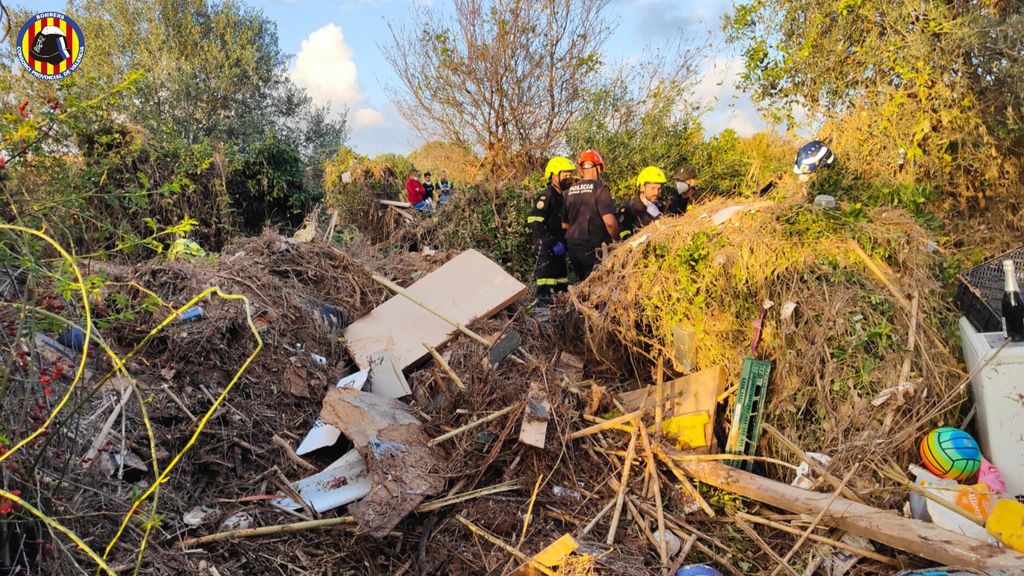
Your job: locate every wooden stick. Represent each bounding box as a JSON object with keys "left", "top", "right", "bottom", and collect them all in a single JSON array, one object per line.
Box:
[
  {"left": 653, "top": 445, "right": 715, "bottom": 517},
  {"left": 428, "top": 404, "right": 518, "bottom": 446},
  {"left": 770, "top": 464, "right": 859, "bottom": 576},
  {"left": 607, "top": 424, "right": 639, "bottom": 545},
  {"left": 372, "top": 274, "right": 492, "bottom": 347},
  {"left": 675, "top": 458, "right": 1024, "bottom": 570},
  {"left": 660, "top": 520, "right": 745, "bottom": 576},
  {"left": 423, "top": 343, "right": 466, "bottom": 391},
  {"left": 582, "top": 498, "right": 615, "bottom": 536},
  {"left": 674, "top": 534, "right": 698, "bottom": 572},
  {"left": 271, "top": 434, "right": 316, "bottom": 472},
  {"left": 638, "top": 425, "right": 668, "bottom": 568},
  {"left": 884, "top": 291, "right": 920, "bottom": 429},
  {"left": 569, "top": 410, "right": 642, "bottom": 440},
  {"left": 179, "top": 515, "right": 356, "bottom": 548},
  {"left": 761, "top": 423, "right": 864, "bottom": 504},
  {"left": 456, "top": 515, "right": 557, "bottom": 576},
  {"left": 735, "top": 513, "right": 899, "bottom": 566},
  {"left": 847, "top": 241, "right": 911, "bottom": 312},
  {"left": 624, "top": 494, "right": 661, "bottom": 556},
  {"left": 732, "top": 513, "right": 800, "bottom": 576},
  {"left": 517, "top": 474, "right": 543, "bottom": 549},
  {"left": 418, "top": 481, "right": 519, "bottom": 513},
  {"left": 654, "top": 358, "right": 665, "bottom": 438}
]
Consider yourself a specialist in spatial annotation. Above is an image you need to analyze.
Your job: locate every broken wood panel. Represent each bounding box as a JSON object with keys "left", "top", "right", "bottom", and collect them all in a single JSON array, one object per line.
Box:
[
  {"left": 518, "top": 382, "right": 550, "bottom": 449},
  {"left": 676, "top": 458, "right": 1024, "bottom": 570},
  {"left": 344, "top": 250, "right": 526, "bottom": 370},
  {"left": 619, "top": 366, "right": 724, "bottom": 446}
]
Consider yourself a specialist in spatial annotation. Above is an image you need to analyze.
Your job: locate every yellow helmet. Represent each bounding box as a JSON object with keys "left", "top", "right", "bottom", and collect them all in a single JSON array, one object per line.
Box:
[
  {"left": 544, "top": 156, "right": 576, "bottom": 181},
  {"left": 636, "top": 166, "right": 667, "bottom": 188}
]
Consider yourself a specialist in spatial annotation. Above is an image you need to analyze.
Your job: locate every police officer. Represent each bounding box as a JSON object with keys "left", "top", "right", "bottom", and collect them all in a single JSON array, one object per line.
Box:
[
  {"left": 619, "top": 166, "right": 667, "bottom": 239},
  {"left": 561, "top": 149, "right": 618, "bottom": 281},
  {"left": 528, "top": 157, "right": 575, "bottom": 301}
]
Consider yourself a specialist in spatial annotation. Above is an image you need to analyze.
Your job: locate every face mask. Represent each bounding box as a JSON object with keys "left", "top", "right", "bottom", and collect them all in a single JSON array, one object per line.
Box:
[
  {"left": 558, "top": 177, "right": 574, "bottom": 191},
  {"left": 676, "top": 182, "right": 690, "bottom": 193}
]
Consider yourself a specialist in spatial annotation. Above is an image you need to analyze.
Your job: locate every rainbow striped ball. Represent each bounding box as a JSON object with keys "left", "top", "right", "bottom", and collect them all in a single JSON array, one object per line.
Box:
[{"left": 919, "top": 427, "right": 981, "bottom": 482}]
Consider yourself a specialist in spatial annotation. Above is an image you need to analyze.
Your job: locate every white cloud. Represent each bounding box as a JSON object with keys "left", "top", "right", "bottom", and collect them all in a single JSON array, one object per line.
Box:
[
  {"left": 290, "top": 23, "right": 417, "bottom": 154},
  {"left": 290, "top": 24, "right": 364, "bottom": 112},
  {"left": 691, "top": 56, "right": 765, "bottom": 137},
  {"left": 354, "top": 107, "right": 385, "bottom": 128}
]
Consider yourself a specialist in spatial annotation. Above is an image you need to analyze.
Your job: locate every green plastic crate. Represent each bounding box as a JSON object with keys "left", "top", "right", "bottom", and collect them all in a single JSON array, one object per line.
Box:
[{"left": 725, "top": 357, "right": 772, "bottom": 471}]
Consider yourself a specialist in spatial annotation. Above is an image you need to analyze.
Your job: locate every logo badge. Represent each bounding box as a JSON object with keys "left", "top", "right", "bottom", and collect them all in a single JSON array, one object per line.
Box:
[{"left": 17, "top": 12, "right": 85, "bottom": 80}]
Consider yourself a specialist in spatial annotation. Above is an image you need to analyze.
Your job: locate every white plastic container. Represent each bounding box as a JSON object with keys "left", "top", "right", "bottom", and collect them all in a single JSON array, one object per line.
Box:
[{"left": 958, "top": 316, "right": 1024, "bottom": 497}]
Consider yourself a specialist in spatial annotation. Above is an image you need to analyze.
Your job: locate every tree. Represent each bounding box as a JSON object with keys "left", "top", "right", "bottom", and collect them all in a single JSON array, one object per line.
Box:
[
  {"left": 381, "top": 0, "right": 610, "bottom": 175},
  {"left": 564, "top": 47, "right": 705, "bottom": 200},
  {"left": 724, "top": 0, "right": 1024, "bottom": 211},
  {"left": 408, "top": 141, "right": 482, "bottom": 185}
]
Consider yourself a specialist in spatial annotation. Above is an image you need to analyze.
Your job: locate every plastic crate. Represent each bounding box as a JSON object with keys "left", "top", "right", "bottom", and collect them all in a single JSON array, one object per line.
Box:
[
  {"left": 725, "top": 358, "right": 772, "bottom": 471},
  {"left": 956, "top": 245, "right": 1024, "bottom": 333}
]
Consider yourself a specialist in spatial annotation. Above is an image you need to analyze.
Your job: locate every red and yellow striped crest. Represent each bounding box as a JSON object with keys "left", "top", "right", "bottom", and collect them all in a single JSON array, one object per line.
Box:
[{"left": 17, "top": 12, "right": 86, "bottom": 80}]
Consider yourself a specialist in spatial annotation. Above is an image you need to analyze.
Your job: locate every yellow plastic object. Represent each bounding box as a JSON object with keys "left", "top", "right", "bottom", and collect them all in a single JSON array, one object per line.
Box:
[
  {"left": 661, "top": 411, "right": 710, "bottom": 449},
  {"left": 986, "top": 498, "right": 1024, "bottom": 553}
]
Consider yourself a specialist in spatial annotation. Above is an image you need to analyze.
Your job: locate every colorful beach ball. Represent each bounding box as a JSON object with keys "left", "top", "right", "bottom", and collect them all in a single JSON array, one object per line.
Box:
[{"left": 919, "top": 427, "right": 981, "bottom": 482}]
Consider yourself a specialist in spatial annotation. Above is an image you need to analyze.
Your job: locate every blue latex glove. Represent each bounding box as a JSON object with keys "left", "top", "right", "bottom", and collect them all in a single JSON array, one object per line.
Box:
[{"left": 552, "top": 241, "right": 566, "bottom": 257}]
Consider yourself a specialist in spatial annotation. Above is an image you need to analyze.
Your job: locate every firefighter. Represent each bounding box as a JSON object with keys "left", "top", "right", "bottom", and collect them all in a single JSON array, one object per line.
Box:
[
  {"left": 528, "top": 156, "right": 575, "bottom": 302},
  {"left": 618, "top": 166, "right": 667, "bottom": 239},
  {"left": 561, "top": 149, "right": 618, "bottom": 281}
]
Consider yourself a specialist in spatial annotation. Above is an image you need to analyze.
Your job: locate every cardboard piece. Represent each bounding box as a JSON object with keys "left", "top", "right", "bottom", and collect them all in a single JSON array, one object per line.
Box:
[
  {"left": 273, "top": 449, "right": 372, "bottom": 514},
  {"left": 619, "top": 366, "right": 725, "bottom": 450},
  {"left": 320, "top": 388, "right": 445, "bottom": 537},
  {"left": 296, "top": 370, "right": 368, "bottom": 455},
  {"left": 344, "top": 250, "right": 526, "bottom": 371},
  {"left": 368, "top": 350, "right": 411, "bottom": 398},
  {"left": 518, "top": 382, "right": 551, "bottom": 449}
]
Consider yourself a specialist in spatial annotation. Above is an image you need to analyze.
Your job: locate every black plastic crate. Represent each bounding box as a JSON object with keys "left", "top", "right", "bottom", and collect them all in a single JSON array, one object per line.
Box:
[{"left": 956, "top": 245, "right": 1024, "bottom": 333}]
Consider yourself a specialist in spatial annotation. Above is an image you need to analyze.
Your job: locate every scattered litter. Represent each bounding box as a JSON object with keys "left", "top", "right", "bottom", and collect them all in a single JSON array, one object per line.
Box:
[
  {"left": 320, "top": 388, "right": 444, "bottom": 537},
  {"left": 907, "top": 465, "right": 995, "bottom": 543},
  {"left": 309, "top": 353, "right": 327, "bottom": 366},
  {"left": 218, "top": 511, "right": 254, "bottom": 532},
  {"left": 273, "top": 449, "right": 372, "bottom": 514},
  {"left": 103, "top": 450, "right": 147, "bottom": 483},
  {"left": 179, "top": 306, "right": 204, "bottom": 323},
  {"left": 986, "top": 498, "right": 1024, "bottom": 553},
  {"left": 518, "top": 382, "right": 550, "bottom": 448},
  {"left": 509, "top": 534, "right": 578, "bottom": 576},
  {"left": 56, "top": 326, "right": 86, "bottom": 352},
  {"left": 295, "top": 370, "right": 369, "bottom": 455},
  {"left": 183, "top": 506, "right": 218, "bottom": 528},
  {"left": 791, "top": 452, "right": 832, "bottom": 490},
  {"left": 653, "top": 528, "right": 681, "bottom": 556},
  {"left": 813, "top": 194, "right": 837, "bottom": 209},
  {"left": 367, "top": 349, "right": 411, "bottom": 398},
  {"left": 551, "top": 486, "right": 581, "bottom": 501}
]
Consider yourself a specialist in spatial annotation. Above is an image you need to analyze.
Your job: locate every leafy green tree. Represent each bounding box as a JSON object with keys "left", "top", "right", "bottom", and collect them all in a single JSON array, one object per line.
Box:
[
  {"left": 724, "top": 0, "right": 1024, "bottom": 210},
  {"left": 227, "top": 133, "right": 311, "bottom": 234}
]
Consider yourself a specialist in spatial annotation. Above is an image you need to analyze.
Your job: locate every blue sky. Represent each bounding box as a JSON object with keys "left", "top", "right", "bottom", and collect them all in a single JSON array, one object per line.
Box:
[{"left": 15, "top": 0, "right": 767, "bottom": 155}]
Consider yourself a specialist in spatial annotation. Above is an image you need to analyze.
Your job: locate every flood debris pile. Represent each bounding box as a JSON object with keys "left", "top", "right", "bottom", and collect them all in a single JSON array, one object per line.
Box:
[{"left": 3, "top": 198, "right": 1023, "bottom": 576}]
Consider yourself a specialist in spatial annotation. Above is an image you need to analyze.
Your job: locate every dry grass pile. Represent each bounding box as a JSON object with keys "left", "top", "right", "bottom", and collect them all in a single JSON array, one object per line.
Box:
[{"left": 571, "top": 194, "right": 965, "bottom": 507}]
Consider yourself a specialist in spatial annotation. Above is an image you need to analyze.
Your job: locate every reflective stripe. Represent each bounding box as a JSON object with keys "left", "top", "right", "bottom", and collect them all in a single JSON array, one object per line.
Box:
[
  {"left": 555, "top": 278, "right": 569, "bottom": 284},
  {"left": 527, "top": 216, "right": 545, "bottom": 223},
  {"left": 619, "top": 230, "right": 632, "bottom": 239},
  {"left": 537, "top": 277, "right": 570, "bottom": 286}
]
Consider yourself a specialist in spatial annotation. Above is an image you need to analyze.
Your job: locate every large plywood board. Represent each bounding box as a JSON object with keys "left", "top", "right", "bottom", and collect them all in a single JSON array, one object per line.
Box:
[
  {"left": 344, "top": 250, "right": 527, "bottom": 370},
  {"left": 619, "top": 366, "right": 725, "bottom": 447}
]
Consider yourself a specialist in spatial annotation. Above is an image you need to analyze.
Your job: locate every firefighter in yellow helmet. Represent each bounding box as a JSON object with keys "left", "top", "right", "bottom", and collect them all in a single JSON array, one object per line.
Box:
[
  {"left": 618, "top": 166, "right": 667, "bottom": 239},
  {"left": 527, "top": 156, "right": 576, "bottom": 302}
]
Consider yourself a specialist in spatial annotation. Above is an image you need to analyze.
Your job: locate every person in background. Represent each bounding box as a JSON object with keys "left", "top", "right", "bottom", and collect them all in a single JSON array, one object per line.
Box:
[
  {"left": 423, "top": 171, "right": 436, "bottom": 202},
  {"left": 618, "top": 166, "right": 667, "bottom": 239},
  {"left": 405, "top": 169, "right": 429, "bottom": 211},
  {"left": 665, "top": 166, "right": 697, "bottom": 215},
  {"left": 561, "top": 149, "right": 618, "bottom": 281},
  {"left": 438, "top": 170, "right": 453, "bottom": 204},
  {"left": 528, "top": 156, "right": 575, "bottom": 302}
]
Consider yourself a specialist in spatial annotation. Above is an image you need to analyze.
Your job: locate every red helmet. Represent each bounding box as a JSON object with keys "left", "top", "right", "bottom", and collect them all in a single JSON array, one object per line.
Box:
[{"left": 578, "top": 149, "right": 604, "bottom": 171}]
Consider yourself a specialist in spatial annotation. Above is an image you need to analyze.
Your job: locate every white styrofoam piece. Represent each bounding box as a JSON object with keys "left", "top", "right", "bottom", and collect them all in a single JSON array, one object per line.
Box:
[{"left": 273, "top": 449, "right": 371, "bottom": 513}]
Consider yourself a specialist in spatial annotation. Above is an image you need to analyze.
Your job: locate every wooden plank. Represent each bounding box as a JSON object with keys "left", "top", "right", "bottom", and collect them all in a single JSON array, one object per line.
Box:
[
  {"left": 619, "top": 366, "right": 724, "bottom": 447},
  {"left": 344, "top": 250, "right": 526, "bottom": 370},
  {"left": 518, "top": 382, "right": 550, "bottom": 448},
  {"left": 368, "top": 350, "right": 411, "bottom": 398},
  {"left": 675, "top": 458, "right": 1024, "bottom": 570}
]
